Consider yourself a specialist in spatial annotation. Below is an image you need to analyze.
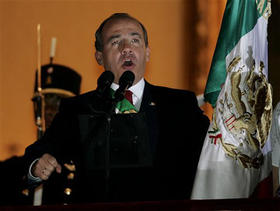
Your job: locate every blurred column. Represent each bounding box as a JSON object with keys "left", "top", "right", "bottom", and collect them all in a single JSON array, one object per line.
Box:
[
  {"left": 268, "top": 0, "right": 280, "bottom": 107},
  {"left": 190, "top": 0, "right": 226, "bottom": 119}
]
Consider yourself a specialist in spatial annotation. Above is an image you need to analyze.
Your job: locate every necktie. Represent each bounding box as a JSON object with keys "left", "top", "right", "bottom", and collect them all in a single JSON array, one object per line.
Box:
[
  {"left": 124, "top": 90, "right": 133, "bottom": 105},
  {"left": 117, "top": 90, "right": 137, "bottom": 113}
]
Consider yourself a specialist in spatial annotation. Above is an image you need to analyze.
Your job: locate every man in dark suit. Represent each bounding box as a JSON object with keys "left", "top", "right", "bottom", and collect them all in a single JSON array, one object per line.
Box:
[{"left": 24, "top": 13, "right": 209, "bottom": 203}]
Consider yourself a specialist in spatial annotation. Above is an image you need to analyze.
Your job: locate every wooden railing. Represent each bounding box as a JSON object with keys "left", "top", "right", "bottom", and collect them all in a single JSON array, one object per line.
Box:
[{"left": 1, "top": 198, "right": 280, "bottom": 211}]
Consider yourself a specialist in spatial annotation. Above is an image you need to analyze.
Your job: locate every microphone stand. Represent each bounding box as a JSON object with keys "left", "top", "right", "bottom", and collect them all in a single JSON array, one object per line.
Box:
[
  {"left": 103, "top": 71, "right": 133, "bottom": 199},
  {"left": 104, "top": 111, "right": 112, "bottom": 199},
  {"left": 98, "top": 88, "right": 124, "bottom": 200},
  {"left": 87, "top": 88, "right": 118, "bottom": 200},
  {"left": 91, "top": 70, "right": 133, "bottom": 200},
  {"left": 104, "top": 93, "right": 121, "bottom": 199}
]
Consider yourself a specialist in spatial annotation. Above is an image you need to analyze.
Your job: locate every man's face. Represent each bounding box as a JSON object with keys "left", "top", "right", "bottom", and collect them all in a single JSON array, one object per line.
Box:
[{"left": 95, "top": 18, "right": 150, "bottom": 84}]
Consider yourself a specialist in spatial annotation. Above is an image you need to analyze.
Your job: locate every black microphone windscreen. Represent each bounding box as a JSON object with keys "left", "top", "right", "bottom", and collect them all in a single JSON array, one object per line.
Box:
[
  {"left": 119, "top": 70, "right": 135, "bottom": 89},
  {"left": 97, "top": 71, "right": 114, "bottom": 95},
  {"left": 98, "top": 71, "right": 114, "bottom": 87},
  {"left": 114, "top": 71, "right": 135, "bottom": 102}
]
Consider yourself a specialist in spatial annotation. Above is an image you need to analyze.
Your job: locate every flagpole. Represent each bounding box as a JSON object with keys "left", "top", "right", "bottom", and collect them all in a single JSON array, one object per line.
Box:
[
  {"left": 33, "top": 23, "right": 44, "bottom": 206},
  {"left": 35, "top": 24, "right": 45, "bottom": 138}
]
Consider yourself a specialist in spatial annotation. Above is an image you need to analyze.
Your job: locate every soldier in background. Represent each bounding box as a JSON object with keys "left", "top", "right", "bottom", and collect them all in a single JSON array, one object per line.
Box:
[
  {"left": 0, "top": 64, "right": 81, "bottom": 205},
  {"left": 33, "top": 64, "right": 81, "bottom": 130}
]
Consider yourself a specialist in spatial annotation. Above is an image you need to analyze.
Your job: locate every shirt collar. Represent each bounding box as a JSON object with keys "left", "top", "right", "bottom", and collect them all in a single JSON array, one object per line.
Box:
[{"left": 111, "top": 78, "right": 145, "bottom": 100}]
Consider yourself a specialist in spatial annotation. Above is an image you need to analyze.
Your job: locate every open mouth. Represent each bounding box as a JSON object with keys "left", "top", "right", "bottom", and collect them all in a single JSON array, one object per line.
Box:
[{"left": 122, "top": 60, "right": 134, "bottom": 68}]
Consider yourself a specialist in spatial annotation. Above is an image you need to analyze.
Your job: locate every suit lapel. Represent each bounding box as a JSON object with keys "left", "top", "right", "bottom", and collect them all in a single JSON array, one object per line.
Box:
[
  {"left": 140, "top": 82, "right": 159, "bottom": 155},
  {"left": 140, "top": 81, "right": 156, "bottom": 111}
]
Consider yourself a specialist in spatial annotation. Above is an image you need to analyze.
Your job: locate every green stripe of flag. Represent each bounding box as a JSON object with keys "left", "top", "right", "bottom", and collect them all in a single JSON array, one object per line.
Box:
[{"left": 204, "top": 0, "right": 264, "bottom": 107}]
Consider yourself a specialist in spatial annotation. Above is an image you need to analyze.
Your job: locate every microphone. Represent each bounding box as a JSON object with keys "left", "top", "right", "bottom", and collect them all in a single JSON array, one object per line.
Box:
[
  {"left": 114, "top": 70, "right": 135, "bottom": 102},
  {"left": 96, "top": 71, "right": 114, "bottom": 97}
]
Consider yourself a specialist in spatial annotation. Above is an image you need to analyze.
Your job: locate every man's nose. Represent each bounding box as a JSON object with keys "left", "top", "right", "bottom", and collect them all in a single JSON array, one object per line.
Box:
[{"left": 120, "top": 40, "right": 132, "bottom": 55}]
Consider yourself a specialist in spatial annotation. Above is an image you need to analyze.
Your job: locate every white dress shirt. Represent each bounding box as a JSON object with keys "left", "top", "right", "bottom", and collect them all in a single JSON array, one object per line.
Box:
[{"left": 111, "top": 78, "right": 145, "bottom": 111}]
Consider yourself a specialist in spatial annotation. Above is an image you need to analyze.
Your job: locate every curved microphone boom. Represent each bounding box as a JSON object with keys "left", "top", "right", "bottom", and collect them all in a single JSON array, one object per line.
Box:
[
  {"left": 96, "top": 70, "right": 115, "bottom": 97},
  {"left": 114, "top": 70, "right": 135, "bottom": 102}
]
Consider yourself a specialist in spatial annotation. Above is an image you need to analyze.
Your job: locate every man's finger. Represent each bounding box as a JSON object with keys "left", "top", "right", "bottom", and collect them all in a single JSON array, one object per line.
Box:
[
  {"left": 37, "top": 157, "right": 55, "bottom": 173},
  {"left": 56, "top": 163, "right": 62, "bottom": 174},
  {"left": 40, "top": 169, "right": 50, "bottom": 180},
  {"left": 33, "top": 166, "right": 49, "bottom": 180},
  {"left": 47, "top": 156, "right": 59, "bottom": 167},
  {"left": 42, "top": 154, "right": 58, "bottom": 167},
  {"left": 33, "top": 153, "right": 61, "bottom": 180}
]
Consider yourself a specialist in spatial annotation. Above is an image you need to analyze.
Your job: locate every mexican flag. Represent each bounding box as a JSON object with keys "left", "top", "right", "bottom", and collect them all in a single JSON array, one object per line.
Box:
[{"left": 191, "top": 0, "right": 272, "bottom": 199}]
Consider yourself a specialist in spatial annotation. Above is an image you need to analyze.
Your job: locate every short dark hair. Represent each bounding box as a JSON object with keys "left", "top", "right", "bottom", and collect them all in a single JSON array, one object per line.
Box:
[{"left": 95, "top": 13, "right": 149, "bottom": 52}]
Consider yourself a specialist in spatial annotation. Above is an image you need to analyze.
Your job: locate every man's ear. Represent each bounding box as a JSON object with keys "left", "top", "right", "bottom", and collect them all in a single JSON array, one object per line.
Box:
[
  {"left": 145, "top": 47, "right": 150, "bottom": 62},
  {"left": 95, "top": 51, "right": 103, "bottom": 65}
]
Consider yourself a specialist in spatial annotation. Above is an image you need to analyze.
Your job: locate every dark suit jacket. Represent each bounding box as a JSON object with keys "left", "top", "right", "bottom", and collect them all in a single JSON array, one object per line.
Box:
[{"left": 24, "top": 81, "right": 209, "bottom": 204}]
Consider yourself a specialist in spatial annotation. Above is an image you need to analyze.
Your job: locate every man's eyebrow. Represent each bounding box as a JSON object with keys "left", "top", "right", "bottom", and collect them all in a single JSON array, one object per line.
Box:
[
  {"left": 107, "top": 34, "right": 120, "bottom": 43},
  {"left": 130, "top": 32, "right": 142, "bottom": 37},
  {"left": 106, "top": 32, "right": 142, "bottom": 43}
]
